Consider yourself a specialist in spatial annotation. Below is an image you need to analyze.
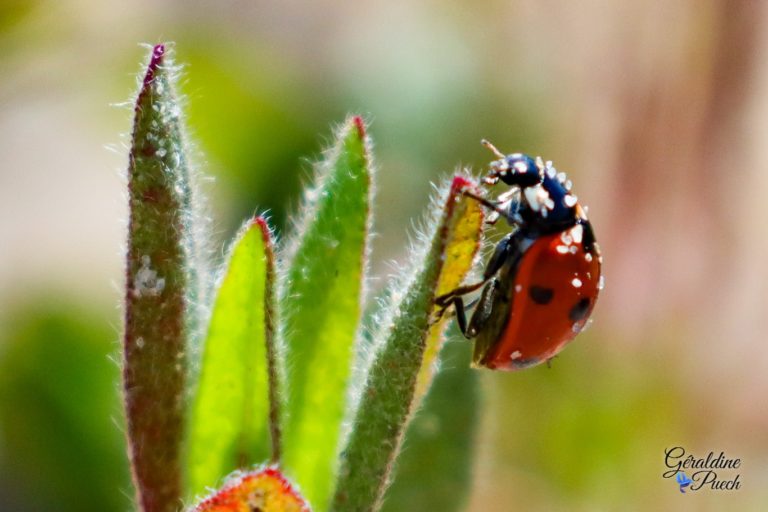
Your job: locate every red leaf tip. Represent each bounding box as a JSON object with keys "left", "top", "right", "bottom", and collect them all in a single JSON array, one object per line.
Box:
[
  {"left": 152, "top": 43, "right": 165, "bottom": 60},
  {"left": 449, "top": 175, "right": 475, "bottom": 195},
  {"left": 351, "top": 115, "right": 366, "bottom": 138},
  {"left": 252, "top": 216, "right": 276, "bottom": 247},
  {"left": 142, "top": 44, "right": 166, "bottom": 86}
]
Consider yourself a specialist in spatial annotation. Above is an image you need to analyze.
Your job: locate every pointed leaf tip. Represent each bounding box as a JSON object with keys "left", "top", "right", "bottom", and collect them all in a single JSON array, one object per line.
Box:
[
  {"left": 137, "top": 44, "right": 167, "bottom": 105},
  {"left": 143, "top": 44, "right": 165, "bottom": 84},
  {"left": 351, "top": 115, "right": 366, "bottom": 138},
  {"left": 449, "top": 175, "right": 473, "bottom": 194},
  {"left": 254, "top": 216, "right": 270, "bottom": 230}
]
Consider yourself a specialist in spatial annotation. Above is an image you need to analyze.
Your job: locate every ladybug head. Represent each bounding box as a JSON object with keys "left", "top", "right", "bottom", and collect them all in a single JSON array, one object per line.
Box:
[{"left": 481, "top": 140, "right": 542, "bottom": 188}]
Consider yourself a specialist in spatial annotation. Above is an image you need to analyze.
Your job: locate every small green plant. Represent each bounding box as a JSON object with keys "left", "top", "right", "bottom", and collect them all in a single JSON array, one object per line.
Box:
[{"left": 122, "top": 44, "right": 484, "bottom": 512}]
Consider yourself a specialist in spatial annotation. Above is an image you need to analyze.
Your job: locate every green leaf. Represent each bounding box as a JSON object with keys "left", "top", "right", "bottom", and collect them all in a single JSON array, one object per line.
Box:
[
  {"left": 186, "top": 217, "right": 281, "bottom": 497},
  {"left": 381, "top": 339, "right": 479, "bottom": 512},
  {"left": 330, "top": 175, "right": 484, "bottom": 512},
  {"left": 123, "top": 43, "right": 200, "bottom": 512},
  {"left": 280, "top": 116, "right": 372, "bottom": 509}
]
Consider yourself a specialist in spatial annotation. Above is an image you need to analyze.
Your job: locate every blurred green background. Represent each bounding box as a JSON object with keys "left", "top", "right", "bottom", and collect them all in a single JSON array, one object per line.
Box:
[{"left": 1, "top": 0, "right": 767, "bottom": 510}]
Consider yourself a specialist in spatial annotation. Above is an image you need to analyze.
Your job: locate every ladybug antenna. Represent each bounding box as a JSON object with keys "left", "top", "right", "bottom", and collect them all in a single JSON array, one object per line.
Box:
[
  {"left": 481, "top": 139, "right": 506, "bottom": 159},
  {"left": 482, "top": 139, "right": 508, "bottom": 185}
]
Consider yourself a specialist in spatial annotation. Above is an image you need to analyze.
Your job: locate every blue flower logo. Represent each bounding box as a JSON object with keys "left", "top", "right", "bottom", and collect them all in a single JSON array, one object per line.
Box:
[{"left": 676, "top": 471, "right": 692, "bottom": 493}]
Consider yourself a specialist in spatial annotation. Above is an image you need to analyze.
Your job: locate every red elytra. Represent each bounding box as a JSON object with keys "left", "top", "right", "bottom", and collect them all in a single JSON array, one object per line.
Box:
[{"left": 474, "top": 222, "right": 602, "bottom": 370}]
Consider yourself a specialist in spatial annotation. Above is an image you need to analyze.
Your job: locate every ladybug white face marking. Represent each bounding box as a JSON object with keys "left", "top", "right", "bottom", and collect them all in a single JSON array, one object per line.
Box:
[
  {"left": 524, "top": 184, "right": 555, "bottom": 217},
  {"left": 490, "top": 158, "right": 510, "bottom": 175},
  {"left": 513, "top": 161, "right": 529, "bottom": 174}
]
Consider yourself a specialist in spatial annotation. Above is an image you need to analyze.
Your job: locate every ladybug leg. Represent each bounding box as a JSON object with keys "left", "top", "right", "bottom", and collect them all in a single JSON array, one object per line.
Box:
[
  {"left": 435, "top": 280, "right": 487, "bottom": 309},
  {"left": 438, "top": 230, "right": 522, "bottom": 306},
  {"left": 434, "top": 232, "right": 516, "bottom": 329},
  {"left": 438, "top": 289, "right": 490, "bottom": 340},
  {"left": 463, "top": 190, "right": 523, "bottom": 226},
  {"left": 462, "top": 190, "right": 508, "bottom": 217},
  {"left": 431, "top": 293, "right": 466, "bottom": 331},
  {"left": 483, "top": 232, "right": 515, "bottom": 279},
  {"left": 485, "top": 189, "right": 520, "bottom": 225},
  {"left": 431, "top": 294, "right": 481, "bottom": 334},
  {"left": 451, "top": 296, "right": 469, "bottom": 337},
  {"left": 466, "top": 279, "right": 500, "bottom": 337},
  {"left": 451, "top": 281, "right": 502, "bottom": 338},
  {"left": 433, "top": 278, "right": 486, "bottom": 331}
]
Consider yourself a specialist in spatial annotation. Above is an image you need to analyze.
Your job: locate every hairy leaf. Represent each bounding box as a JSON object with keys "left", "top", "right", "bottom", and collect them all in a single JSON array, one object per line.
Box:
[
  {"left": 123, "top": 43, "right": 199, "bottom": 512},
  {"left": 186, "top": 217, "right": 281, "bottom": 497},
  {"left": 280, "top": 116, "right": 372, "bottom": 509},
  {"left": 331, "top": 176, "right": 484, "bottom": 512},
  {"left": 381, "top": 339, "right": 479, "bottom": 512}
]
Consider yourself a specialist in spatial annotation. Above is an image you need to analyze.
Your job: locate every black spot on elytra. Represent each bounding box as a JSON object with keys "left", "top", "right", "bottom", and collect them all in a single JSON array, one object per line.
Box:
[
  {"left": 529, "top": 285, "right": 554, "bottom": 305},
  {"left": 569, "top": 297, "right": 591, "bottom": 322}
]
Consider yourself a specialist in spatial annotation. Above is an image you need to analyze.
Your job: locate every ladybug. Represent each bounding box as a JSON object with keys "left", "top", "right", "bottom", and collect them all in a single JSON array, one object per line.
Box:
[{"left": 437, "top": 140, "right": 603, "bottom": 370}]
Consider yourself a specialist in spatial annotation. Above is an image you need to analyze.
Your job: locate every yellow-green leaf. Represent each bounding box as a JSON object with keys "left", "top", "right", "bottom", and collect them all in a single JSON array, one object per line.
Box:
[
  {"left": 415, "top": 176, "right": 484, "bottom": 399},
  {"left": 186, "top": 218, "right": 280, "bottom": 497}
]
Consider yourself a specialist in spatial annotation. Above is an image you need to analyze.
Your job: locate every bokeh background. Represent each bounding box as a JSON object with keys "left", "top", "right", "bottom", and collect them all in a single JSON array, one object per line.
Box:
[{"left": 1, "top": 0, "right": 767, "bottom": 510}]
